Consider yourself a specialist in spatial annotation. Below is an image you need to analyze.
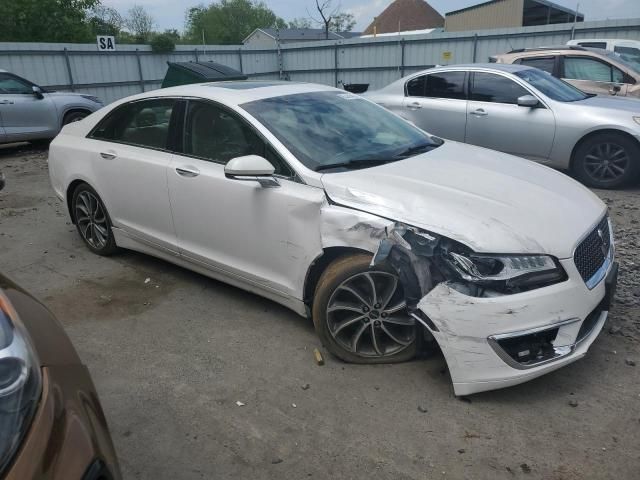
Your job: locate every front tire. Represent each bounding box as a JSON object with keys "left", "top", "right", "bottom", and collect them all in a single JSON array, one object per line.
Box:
[
  {"left": 572, "top": 132, "right": 640, "bottom": 189},
  {"left": 63, "top": 110, "right": 89, "bottom": 125},
  {"left": 71, "top": 184, "right": 118, "bottom": 256},
  {"left": 312, "top": 254, "right": 417, "bottom": 364}
]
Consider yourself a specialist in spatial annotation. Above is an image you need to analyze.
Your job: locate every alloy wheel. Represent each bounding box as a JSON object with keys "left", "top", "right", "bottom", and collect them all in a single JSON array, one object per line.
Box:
[
  {"left": 75, "top": 191, "right": 109, "bottom": 249},
  {"left": 326, "top": 271, "right": 415, "bottom": 358},
  {"left": 583, "top": 142, "right": 629, "bottom": 183}
]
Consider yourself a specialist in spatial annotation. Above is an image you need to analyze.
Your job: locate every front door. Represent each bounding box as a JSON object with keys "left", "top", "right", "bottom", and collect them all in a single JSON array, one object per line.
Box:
[
  {"left": 561, "top": 56, "right": 629, "bottom": 97},
  {"left": 86, "top": 97, "right": 178, "bottom": 251},
  {"left": 465, "top": 71, "right": 555, "bottom": 161},
  {"left": 0, "top": 73, "right": 58, "bottom": 141},
  {"left": 401, "top": 71, "right": 468, "bottom": 141},
  {"left": 167, "top": 99, "right": 325, "bottom": 297}
]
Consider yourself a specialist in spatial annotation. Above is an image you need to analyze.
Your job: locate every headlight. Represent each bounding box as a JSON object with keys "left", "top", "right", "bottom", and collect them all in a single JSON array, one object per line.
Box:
[
  {"left": 447, "top": 252, "right": 566, "bottom": 289},
  {"left": 0, "top": 291, "right": 41, "bottom": 474},
  {"left": 81, "top": 94, "right": 102, "bottom": 104}
]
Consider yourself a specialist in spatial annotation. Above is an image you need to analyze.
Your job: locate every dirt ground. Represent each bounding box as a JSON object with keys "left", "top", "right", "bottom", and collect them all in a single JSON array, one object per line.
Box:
[{"left": 1, "top": 144, "right": 639, "bottom": 480}]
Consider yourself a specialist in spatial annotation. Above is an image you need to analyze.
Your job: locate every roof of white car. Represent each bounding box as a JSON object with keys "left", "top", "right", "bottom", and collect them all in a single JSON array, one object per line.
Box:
[
  {"left": 142, "top": 80, "right": 337, "bottom": 106},
  {"left": 433, "top": 63, "right": 531, "bottom": 72}
]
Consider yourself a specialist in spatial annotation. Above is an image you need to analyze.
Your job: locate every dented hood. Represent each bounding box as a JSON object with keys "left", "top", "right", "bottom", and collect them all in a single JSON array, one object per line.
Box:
[{"left": 321, "top": 141, "right": 606, "bottom": 258}]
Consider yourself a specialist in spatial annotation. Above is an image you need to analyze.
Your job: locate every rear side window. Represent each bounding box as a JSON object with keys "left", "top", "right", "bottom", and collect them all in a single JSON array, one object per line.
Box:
[
  {"left": 470, "top": 72, "right": 530, "bottom": 104},
  {"left": 518, "top": 57, "right": 555, "bottom": 74},
  {"left": 406, "top": 72, "right": 466, "bottom": 99},
  {"left": 0, "top": 74, "right": 32, "bottom": 94},
  {"left": 90, "top": 98, "right": 176, "bottom": 150},
  {"left": 563, "top": 57, "right": 624, "bottom": 83}
]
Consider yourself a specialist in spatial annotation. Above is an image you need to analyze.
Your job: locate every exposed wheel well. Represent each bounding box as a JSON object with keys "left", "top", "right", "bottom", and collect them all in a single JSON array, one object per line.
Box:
[
  {"left": 570, "top": 129, "right": 640, "bottom": 170},
  {"left": 66, "top": 179, "right": 88, "bottom": 223},
  {"left": 303, "top": 246, "right": 373, "bottom": 310},
  {"left": 61, "top": 108, "right": 91, "bottom": 126}
]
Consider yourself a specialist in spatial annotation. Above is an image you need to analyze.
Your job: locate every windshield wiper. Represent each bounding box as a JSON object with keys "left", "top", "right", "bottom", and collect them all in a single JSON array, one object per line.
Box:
[
  {"left": 315, "top": 158, "right": 396, "bottom": 172},
  {"left": 393, "top": 140, "right": 441, "bottom": 159}
]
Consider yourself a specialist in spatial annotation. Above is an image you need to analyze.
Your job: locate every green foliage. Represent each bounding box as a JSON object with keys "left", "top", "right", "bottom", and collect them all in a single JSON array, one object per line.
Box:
[
  {"left": 330, "top": 12, "right": 355, "bottom": 33},
  {"left": 150, "top": 33, "right": 176, "bottom": 53},
  {"left": 0, "top": 0, "right": 100, "bottom": 42},
  {"left": 124, "top": 4, "right": 155, "bottom": 43},
  {"left": 185, "top": 0, "right": 286, "bottom": 44},
  {"left": 288, "top": 17, "right": 312, "bottom": 29}
]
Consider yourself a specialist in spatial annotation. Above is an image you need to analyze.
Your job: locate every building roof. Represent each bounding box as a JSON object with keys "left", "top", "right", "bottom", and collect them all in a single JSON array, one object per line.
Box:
[
  {"left": 363, "top": 0, "right": 444, "bottom": 35},
  {"left": 446, "top": 0, "right": 583, "bottom": 18},
  {"left": 244, "top": 28, "right": 361, "bottom": 43}
]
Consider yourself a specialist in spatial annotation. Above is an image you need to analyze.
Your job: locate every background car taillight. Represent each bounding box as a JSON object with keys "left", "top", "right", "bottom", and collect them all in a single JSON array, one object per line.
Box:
[{"left": 0, "top": 291, "right": 42, "bottom": 474}]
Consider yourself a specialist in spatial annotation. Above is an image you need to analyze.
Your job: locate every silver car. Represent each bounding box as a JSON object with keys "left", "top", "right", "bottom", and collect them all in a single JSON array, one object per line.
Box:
[
  {"left": 0, "top": 69, "right": 103, "bottom": 145},
  {"left": 365, "top": 63, "right": 640, "bottom": 189}
]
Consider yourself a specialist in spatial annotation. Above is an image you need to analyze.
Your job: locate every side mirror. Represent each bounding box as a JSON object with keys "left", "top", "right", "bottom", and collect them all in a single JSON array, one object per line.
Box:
[
  {"left": 224, "top": 155, "right": 279, "bottom": 188},
  {"left": 32, "top": 86, "right": 44, "bottom": 99},
  {"left": 517, "top": 95, "right": 539, "bottom": 107}
]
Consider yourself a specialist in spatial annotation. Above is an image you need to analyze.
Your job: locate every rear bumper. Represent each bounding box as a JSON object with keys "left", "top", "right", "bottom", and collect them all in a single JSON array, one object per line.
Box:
[
  {"left": 419, "top": 258, "right": 616, "bottom": 396},
  {"left": 5, "top": 365, "right": 121, "bottom": 480}
]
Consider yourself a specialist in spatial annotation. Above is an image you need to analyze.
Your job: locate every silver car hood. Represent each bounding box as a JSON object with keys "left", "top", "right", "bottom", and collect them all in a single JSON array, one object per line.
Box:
[
  {"left": 575, "top": 95, "right": 640, "bottom": 113},
  {"left": 321, "top": 141, "right": 605, "bottom": 258}
]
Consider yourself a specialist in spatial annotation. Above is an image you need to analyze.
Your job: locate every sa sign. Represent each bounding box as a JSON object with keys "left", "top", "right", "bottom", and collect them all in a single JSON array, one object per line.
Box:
[{"left": 97, "top": 36, "right": 116, "bottom": 52}]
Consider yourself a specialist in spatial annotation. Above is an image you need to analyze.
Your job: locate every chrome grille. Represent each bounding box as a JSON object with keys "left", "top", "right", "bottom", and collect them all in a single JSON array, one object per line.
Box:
[{"left": 574, "top": 216, "right": 611, "bottom": 285}]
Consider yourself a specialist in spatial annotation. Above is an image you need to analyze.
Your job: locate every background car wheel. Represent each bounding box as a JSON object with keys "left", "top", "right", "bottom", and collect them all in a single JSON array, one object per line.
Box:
[
  {"left": 312, "top": 254, "right": 417, "bottom": 364},
  {"left": 71, "top": 184, "right": 118, "bottom": 256},
  {"left": 63, "top": 110, "right": 89, "bottom": 125},
  {"left": 572, "top": 132, "right": 640, "bottom": 189}
]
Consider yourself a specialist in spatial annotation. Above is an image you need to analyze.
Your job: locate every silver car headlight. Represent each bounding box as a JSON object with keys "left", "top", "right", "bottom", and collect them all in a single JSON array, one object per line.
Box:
[
  {"left": 0, "top": 292, "right": 42, "bottom": 474},
  {"left": 447, "top": 252, "right": 566, "bottom": 288}
]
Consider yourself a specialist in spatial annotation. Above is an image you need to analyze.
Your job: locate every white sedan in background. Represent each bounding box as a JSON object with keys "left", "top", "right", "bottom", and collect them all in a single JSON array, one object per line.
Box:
[{"left": 48, "top": 81, "right": 617, "bottom": 395}]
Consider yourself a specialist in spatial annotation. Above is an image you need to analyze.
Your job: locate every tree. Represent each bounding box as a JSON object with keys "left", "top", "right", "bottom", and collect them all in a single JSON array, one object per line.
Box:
[
  {"left": 288, "top": 17, "right": 312, "bottom": 29},
  {"left": 124, "top": 4, "right": 155, "bottom": 43},
  {"left": 150, "top": 33, "right": 176, "bottom": 53},
  {"left": 330, "top": 12, "right": 355, "bottom": 33},
  {"left": 312, "top": 0, "right": 337, "bottom": 40},
  {"left": 185, "top": 0, "right": 286, "bottom": 44},
  {"left": 0, "top": 0, "right": 100, "bottom": 42},
  {"left": 89, "top": 5, "right": 124, "bottom": 36}
]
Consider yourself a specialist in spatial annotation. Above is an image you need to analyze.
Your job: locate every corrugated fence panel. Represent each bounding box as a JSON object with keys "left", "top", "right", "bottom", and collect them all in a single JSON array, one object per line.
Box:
[{"left": 1, "top": 18, "right": 639, "bottom": 103}]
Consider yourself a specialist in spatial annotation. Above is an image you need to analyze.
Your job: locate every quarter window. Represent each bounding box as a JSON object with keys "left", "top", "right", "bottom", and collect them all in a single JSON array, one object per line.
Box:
[
  {"left": 407, "top": 72, "right": 466, "bottom": 99},
  {"left": 518, "top": 57, "right": 555, "bottom": 74},
  {"left": 471, "top": 72, "right": 530, "bottom": 104},
  {"left": 184, "top": 101, "right": 293, "bottom": 177},
  {"left": 90, "top": 98, "right": 175, "bottom": 150},
  {"left": 0, "top": 74, "right": 33, "bottom": 94},
  {"left": 563, "top": 57, "right": 624, "bottom": 83}
]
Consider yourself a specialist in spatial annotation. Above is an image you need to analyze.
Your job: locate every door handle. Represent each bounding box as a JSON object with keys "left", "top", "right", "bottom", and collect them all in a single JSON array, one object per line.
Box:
[
  {"left": 0, "top": 100, "right": 14, "bottom": 105},
  {"left": 100, "top": 152, "right": 116, "bottom": 160},
  {"left": 406, "top": 101, "right": 422, "bottom": 110},
  {"left": 176, "top": 167, "right": 200, "bottom": 178},
  {"left": 470, "top": 109, "right": 488, "bottom": 117}
]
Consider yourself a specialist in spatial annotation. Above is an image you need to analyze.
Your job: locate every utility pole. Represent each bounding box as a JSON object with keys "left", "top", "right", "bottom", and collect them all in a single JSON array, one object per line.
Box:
[{"left": 570, "top": 2, "right": 580, "bottom": 40}]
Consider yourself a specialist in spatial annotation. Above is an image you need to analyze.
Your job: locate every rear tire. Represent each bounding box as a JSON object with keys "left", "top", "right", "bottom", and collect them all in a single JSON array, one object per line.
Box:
[
  {"left": 572, "top": 132, "right": 640, "bottom": 189},
  {"left": 312, "top": 254, "right": 417, "bottom": 364},
  {"left": 71, "top": 183, "right": 118, "bottom": 256},
  {"left": 63, "top": 110, "right": 89, "bottom": 125}
]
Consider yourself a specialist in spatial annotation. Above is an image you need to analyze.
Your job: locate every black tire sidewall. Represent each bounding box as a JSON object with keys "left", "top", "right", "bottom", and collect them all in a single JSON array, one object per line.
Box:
[
  {"left": 71, "top": 183, "right": 118, "bottom": 256},
  {"left": 63, "top": 111, "right": 88, "bottom": 125},
  {"left": 573, "top": 133, "right": 640, "bottom": 189},
  {"left": 312, "top": 253, "right": 417, "bottom": 364}
]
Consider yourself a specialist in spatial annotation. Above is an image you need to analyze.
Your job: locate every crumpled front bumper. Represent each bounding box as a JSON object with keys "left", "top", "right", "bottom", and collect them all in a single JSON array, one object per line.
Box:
[{"left": 418, "top": 258, "right": 616, "bottom": 396}]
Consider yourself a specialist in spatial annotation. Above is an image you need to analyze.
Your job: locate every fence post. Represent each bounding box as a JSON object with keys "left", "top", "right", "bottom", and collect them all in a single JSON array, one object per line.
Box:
[
  {"left": 472, "top": 34, "right": 479, "bottom": 63},
  {"left": 194, "top": 48, "right": 199, "bottom": 62},
  {"left": 135, "top": 49, "right": 145, "bottom": 93},
  {"left": 334, "top": 43, "right": 339, "bottom": 87},
  {"left": 238, "top": 48, "right": 243, "bottom": 73},
  {"left": 400, "top": 38, "right": 406, "bottom": 77},
  {"left": 63, "top": 48, "right": 75, "bottom": 92}
]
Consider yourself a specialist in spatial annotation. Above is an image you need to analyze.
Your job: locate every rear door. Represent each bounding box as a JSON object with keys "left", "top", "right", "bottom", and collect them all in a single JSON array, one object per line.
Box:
[
  {"left": 401, "top": 71, "right": 467, "bottom": 141},
  {"left": 0, "top": 73, "right": 58, "bottom": 141},
  {"left": 86, "top": 97, "right": 179, "bottom": 252},
  {"left": 465, "top": 71, "right": 555, "bottom": 161},
  {"left": 560, "top": 55, "right": 629, "bottom": 96}
]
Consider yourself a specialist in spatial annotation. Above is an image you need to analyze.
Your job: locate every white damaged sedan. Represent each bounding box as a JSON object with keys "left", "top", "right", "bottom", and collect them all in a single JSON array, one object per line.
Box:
[{"left": 48, "top": 81, "right": 618, "bottom": 395}]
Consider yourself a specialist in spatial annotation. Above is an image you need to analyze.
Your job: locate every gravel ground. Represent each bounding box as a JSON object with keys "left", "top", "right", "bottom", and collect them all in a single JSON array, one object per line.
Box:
[{"left": 1, "top": 144, "right": 639, "bottom": 480}]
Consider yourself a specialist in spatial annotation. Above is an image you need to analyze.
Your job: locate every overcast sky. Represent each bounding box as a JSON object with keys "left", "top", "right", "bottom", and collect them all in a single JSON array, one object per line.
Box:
[{"left": 102, "top": 0, "right": 640, "bottom": 33}]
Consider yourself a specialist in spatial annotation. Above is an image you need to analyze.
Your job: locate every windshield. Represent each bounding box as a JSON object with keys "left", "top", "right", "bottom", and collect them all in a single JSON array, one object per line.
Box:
[
  {"left": 604, "top": 49, "right": 640, "bottom": 72},
  {"left": 514, "top": 68, "right": 588, "bottom": 102},
  {"left": 241, "top": 91, "right": 438, "bottom": 171}
]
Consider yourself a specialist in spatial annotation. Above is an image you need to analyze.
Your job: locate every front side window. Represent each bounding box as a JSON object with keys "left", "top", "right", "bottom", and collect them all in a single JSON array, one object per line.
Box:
[
  {"left": 563, "top": 57, "right": 621, "bottom": 83},
  {"left": 0, "top": 74, "right": 32, "bottom": 94},
  {"left": 470, "top": 72, "right": 530, "bottom": 104},
  {"left": 184, "top": 100, "right": 293, "bottom": 177},
  {"left": 90, "top": 98, "right": 175, "bottom": 150},
  {"left": 612, "top": 46, "right": 640, "bottom": 71},
  {"left": 241, "top": 91, "right": 438, "bottom": 172},
  {"left": 518, "top": 56, "right": 555, "bottom": 74}
]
